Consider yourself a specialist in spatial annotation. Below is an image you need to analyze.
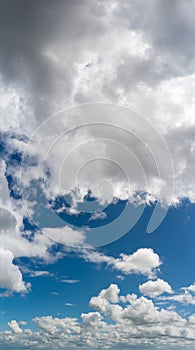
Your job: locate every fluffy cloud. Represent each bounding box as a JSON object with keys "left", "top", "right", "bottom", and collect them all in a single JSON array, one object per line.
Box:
[
  {"left": 82, "top": 247, "right": 161, "bottom": 278},
  {"left": 2, "top": 283, "right": 195, "bottom": 349},
  {"left": 112, "top": 248, "right": 161, "bottom": 277},
  {"left": 0, "top": 248, "right": 30, "bottom": 293},
  {"left": 99, "top": 284, "right": 120, "bottom": 303},
  {"left": 8, "top": 320, "right": 23, "bottom": 334},
  {"left": 139, "top": 278, "right": 173, "bottom": 297},
  {"left": 160, "top": 291, "right": 195, "bottom": 306},
  {"left": 34, "top": 315, "right": 81, "bottom": 335},
  {"left": 183, "top": 283, "right": 195, "bottom": 293}
]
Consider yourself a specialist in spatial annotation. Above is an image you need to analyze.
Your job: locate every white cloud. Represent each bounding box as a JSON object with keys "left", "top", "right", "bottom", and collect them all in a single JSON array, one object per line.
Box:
[
  {"left": 89, "top": 211, "right": 107, "bottom": 221},
  {"left": 112, "top": 248, "right": 161, "bottom": 278},
  {"left": 65, "top": 303, "right": 75, "bottom": 307},
  {"left": 0, "top": 248, "right": 30, "bottom": 293},
  {"left": 139, "top": 278, "right": 173, "bottom": 297},
  {"left": 189, "top": 314, "right": 195, "bottom": 324},
  {"left": 33, "top": 315, "right": 81, "bottom": 336},
  {"left": 8, "top": 320, "right": 23, "bottom": 334},
  {"left": 99, "top": 284, "right": 120, "bottom": 303},
  {"left": 182, "top": 283, "right": 195, "bottom": 293},
  {"left": 29, "top": 270, "right": 52, "bottom": 278},
  {"left": 82, "top": 247, "right": 161, "bottom": 278},
  {"left": 43, "top": 226, "right": 86, "bottom": 247},
  {"left": 2, "top": 283, "right": 195, "bottom": 349},
  {"left": 60, "top": 279, "right": 80, "bottom": 284},
  {"left": 160, "top": 291, "right": 195, "bottom": 306}
]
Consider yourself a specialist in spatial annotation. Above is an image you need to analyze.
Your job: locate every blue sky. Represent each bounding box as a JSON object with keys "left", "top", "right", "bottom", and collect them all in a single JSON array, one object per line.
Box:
[
  {"left": 0, "top": 0, "right": 195, "bottom": 349},
  {"left": 0, "top": 195, "right": 195, "bottom": 347},
  {"left": 1, "top": 201, "right": 194, "bottom": 325}
]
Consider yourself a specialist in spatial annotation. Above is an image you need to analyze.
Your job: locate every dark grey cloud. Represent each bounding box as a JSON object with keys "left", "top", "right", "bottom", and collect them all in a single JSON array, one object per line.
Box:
[
  {"left": 115, "top": 0, "right": 195, "bottom": 59},
  {"left": 1, "top": 0, "right": 195, "bottom": 113},
  {"left": 0, "top": 0, "right": 108, "bottom": 119}
]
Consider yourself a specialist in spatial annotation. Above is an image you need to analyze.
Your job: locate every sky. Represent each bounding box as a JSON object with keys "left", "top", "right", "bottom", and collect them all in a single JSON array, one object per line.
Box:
[{"left": 0, "top": 0, "right": 195, "bottom": 349}]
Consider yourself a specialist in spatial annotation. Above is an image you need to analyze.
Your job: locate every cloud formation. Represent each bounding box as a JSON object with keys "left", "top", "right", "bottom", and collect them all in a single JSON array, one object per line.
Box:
[
  {"left": 0, "top": 0, "right": 195, "bottom": 207},
  {"left": 139, "top": 278, "right": 173, "bottom": 297},
  {"left": 0, "top": 248, "right": 30, "bottom": 293},
  {"left": 0, "top": 4, "right": 195, "bottom": 344},
  {"left": 1, "top": 283, "right": 195, "bottom": 349},
  {"left": 81, "top": 247, "right": 162, "bottom": 278}
]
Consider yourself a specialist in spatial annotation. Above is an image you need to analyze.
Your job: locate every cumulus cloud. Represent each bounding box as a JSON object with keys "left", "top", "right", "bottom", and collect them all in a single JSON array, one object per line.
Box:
[
  {"left": 139, "top": 278, "right": 173, "bottom": 297},
  {"left": 98, "top": 284, "right": 120, "bottom": 303},
  {"left": 34, "top": 315, "right": 81, "bottom": 336},
  {"left": 1, "top": 283, "right": 195, "bottom": 349},
  {"left": 82, "top": 247, "right": 162, "bottom": 278},
  {"left": 182, "top": 283, "right": 195, "bottom": 293},
  {"left": 111, "top": 248, "right": 161, "bottom": 277},
  {"left": 0, "top": 248, "right": 30, "bottom": 293},
  {"left": 8, "top": 320, "right": 23, "bottom": 334}
]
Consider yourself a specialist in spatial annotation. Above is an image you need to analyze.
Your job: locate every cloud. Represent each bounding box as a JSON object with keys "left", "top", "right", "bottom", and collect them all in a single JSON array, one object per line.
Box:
[
  {"left": 182, "top": 283, "right": 195, "bottom": 293},
  {"left": 0, "top": 0, "right": 195, "bottom": 305},
  {"left": 0, "top": 165, "right": 57, "bottom": 262},
  {"left": 65, "top": 303, "right": 75, "bottom": 307},
  {"left": 139, "top": 278, "right": 173, "bottom": 297},
  {"left": 112, "top": 248, "right": 161, "bottom": 278},
  {"left": 2, "top": 283, "right": 195, "bottom": 349},
  {"left": 0, "top": 156, "right": 161, "bottom": 293},
  {"left": 83, "top": 247, "right": 161, "bottom": 278},
  {"left": 89, "top": 211, "right": 107, "bottom": 221},
  {"left": 51, "top": 292, "right": 59, "bottom": 296},
  {"left": 8, "top": 320, "right": 23, "bottom": 334},
  {"left": 43, "top": 226, "right": 86, "bottom": 247},
  {"left": 33, "top": 315, "right": 81, "bottom": 336},
  {"left": 0, "top": 0, "right": 195, "bottom": 208},
  {"left": 0, "top": 2, "right": 194, "bottom": 348},
  {"left": 8, "top": 320, "right": 22, "bottom": 334},
  {"left": 0, "top": 208, "right": 57, "bottom": 259},
  {"left": 28, "top": 270, "right": 52, "bottom": 278},
  {"left": 0, "top": 182, "right": 161, "bottom": 293},
  {"left": 60, "top": 279, "right": 80, "bottom": 284},
  {"left": 98, "top": 284, "right": 120, "bottom": 303},
  {"left": 160, "top": 291, "right": 195, "bottom": 306},
  {"left": 0, "top": 248, "right": 30, "bottom": 293}
]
